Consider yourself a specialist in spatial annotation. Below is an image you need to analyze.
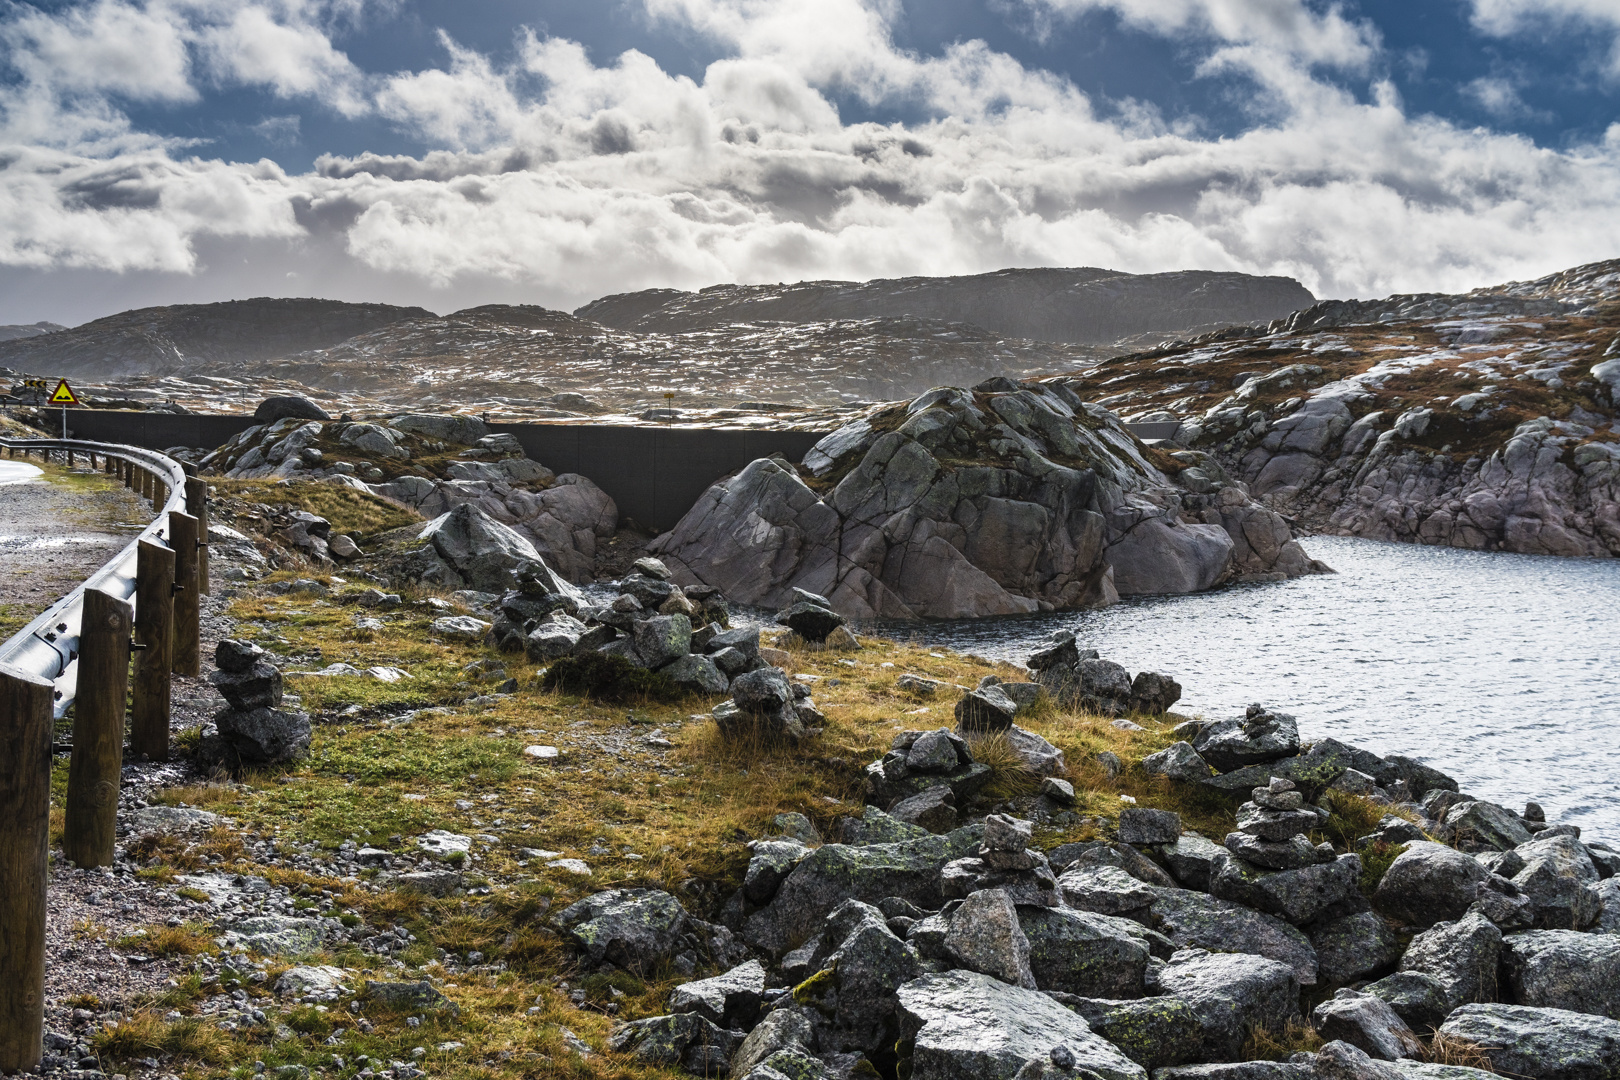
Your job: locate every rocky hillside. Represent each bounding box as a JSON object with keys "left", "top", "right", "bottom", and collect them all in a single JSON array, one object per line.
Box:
[
  {"left": 1054, "top": 259, "right": 1620, "bottom": 557},
  {"left": 0, "top": 298, "right": 430, "bottom": 381},
  {"left": 0, "top": 321, "right": 64, "bottom": 342},
  {"left": 576, "top": 268, "right": 1316, "bottom": 346},
  {"left": 651, "top": 381, "right": 1328, "bottom": 618}
]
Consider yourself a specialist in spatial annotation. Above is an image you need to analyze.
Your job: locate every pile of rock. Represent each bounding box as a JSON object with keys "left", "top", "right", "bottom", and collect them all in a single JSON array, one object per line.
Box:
[
  {"left": 1026, "top": 631, "right": 1181, "bottom": 717},
  {"left": 479, "top": 554, "right": 809, "bottom": 704},
  {"left": 204, "top": 407, "right": 616, "bottom": 583},
  {"left": 590, "top": 652, "right": 1620, "bottom": 1080},
  {"left": 773, "top": 588, "right": 859, "bottom": 650},
  {"left": 203, "top": 639, "right": 311, "bottom": 766}
]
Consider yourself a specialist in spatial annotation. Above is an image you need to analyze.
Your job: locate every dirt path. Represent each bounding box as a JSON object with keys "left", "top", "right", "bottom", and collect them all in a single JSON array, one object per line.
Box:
[{"left": 0, "top": 462, "right": 149, "bottom": 639}]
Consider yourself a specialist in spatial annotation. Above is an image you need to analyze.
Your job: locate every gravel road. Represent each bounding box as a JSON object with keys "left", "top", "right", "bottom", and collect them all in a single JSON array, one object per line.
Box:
[{"left": 0, "top": 462, "right": 149, "bottom": 639}]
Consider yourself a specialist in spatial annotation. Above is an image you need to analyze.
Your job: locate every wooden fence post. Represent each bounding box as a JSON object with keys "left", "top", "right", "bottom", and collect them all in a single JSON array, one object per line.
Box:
[
  {"left": 185, "top": 477, "right": 210, "bottom": 595},
  {"left": 170, "top": 511, "right": 201, "bottom": 678},
  {"left": 0, "top": 664, "right": 51, "bottom": 1072},
  {"left": 132, "top": 539, "right": 175, "bottom": 761},
  {"left": 63, "top": 588, "right": 132, "bottom": 869}
]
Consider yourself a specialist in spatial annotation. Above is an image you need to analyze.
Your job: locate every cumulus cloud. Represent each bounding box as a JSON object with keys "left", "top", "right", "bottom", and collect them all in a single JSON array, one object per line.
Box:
[
  {"left": 1017, "top": 0, "right": 1381, "bottom": 71},
  {"left": 0, "top": 0, "right": 1618, "bottom": 318},
  {"left": 1469, "top": 0, "right": 1620, "bottom": 78}
]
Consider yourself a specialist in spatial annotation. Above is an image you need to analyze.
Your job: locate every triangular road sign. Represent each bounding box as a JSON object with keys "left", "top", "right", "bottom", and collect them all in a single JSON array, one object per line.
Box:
[{"left": 49, "top": 379, "right": 77, "bottom": 405}]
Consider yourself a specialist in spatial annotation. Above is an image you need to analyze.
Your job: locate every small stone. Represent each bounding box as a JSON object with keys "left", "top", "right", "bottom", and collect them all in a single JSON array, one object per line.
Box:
[
  {"left": 1040, "top": 777, "right": 1077, "bottom": 806},
  {"left": 1118, "top": 807, "right": 1181, "bottom": 846}
]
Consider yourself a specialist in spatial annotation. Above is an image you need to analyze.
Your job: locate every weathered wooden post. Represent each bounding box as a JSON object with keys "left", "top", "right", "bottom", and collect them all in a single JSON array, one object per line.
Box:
[
  {"left": 63, "top": 588, "right": 132, "bottom": 869},
  {"left": 0, "top": 664, "right": 52, "bottom": 1072},
  {"left": 185, "top": 477, "right": 210, "bottom": 595},
  {"left": 132, "top": 539, "right": 175, "bottom": 761},
  {"left": 170, "top": 511, "right": 201, "bottom": 678}
]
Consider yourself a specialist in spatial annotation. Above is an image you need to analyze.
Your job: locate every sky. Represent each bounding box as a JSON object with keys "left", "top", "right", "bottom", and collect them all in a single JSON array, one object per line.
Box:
[{"left": 2, "top": 0, "right": 1619, "bottom": 326}]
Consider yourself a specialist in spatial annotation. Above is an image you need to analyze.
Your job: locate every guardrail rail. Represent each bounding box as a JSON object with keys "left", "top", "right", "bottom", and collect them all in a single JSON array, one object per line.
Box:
[{"left": 0, "top": 437, "right": 208, "bottom": 1071}]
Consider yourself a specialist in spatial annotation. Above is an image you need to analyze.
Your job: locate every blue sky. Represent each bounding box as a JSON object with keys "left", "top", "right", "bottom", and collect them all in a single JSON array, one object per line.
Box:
[{"left": 2, "top": 0, "right": 1619, "bottom": 325}]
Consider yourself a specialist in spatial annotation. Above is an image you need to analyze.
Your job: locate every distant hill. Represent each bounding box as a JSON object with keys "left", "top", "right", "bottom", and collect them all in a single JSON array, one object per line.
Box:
[
  {"left": 0, "top": 322, "right": 66, "bottom": 343},
  {"left": 575, "top": 267, "right": 1316, "bottom": 344},
  {"left": 0, "top": 298, "right": 431, "bottom": 380}
]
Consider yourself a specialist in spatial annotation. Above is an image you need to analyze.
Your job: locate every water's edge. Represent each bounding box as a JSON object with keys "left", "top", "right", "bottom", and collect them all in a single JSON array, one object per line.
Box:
[{"left": 861, "top": 536, "right": 1620, "bottom": 838}]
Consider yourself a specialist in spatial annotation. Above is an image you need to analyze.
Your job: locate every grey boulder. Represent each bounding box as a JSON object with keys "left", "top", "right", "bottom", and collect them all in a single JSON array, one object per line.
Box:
[
  {"left": 1153, "top": 948, "right": 1302, "bottom": 1062},
  {"left": 607, "top": 1013, "right": 737, "bottom": 1074},
  {"left": 1502, "top": 930, "right": 1620, "bottom": 1019},
  {"left": 668, "top": 959, "right": 766, "bottom": 1029},
  {"left": 1397, "top": 910, "right": 1502, "bottom": 1011},
  {"left": 1444, "top": 800, "right": 1533, "bottom": 852},
  {"left": 1374, "top": 841, "right": 1492, "bottom": 927},
  {"left": 1193, "top": 707, "right": 1300, "bottom": 772},
  {"left": 1438, "top": 1003, "right": 1620, "bottom": 1080},
  {"left": 1209, "top": 852, "right": 1361, "bottom": 926},
  {"left": 944, "top": 888, "right": 1036, "bottom": 988},
  {"left": 1149, "top": 887, "right": 1319, "bottom": 986},
  {"left": 1118, "top": 807, "right": 1181, "bottom": 846},
  {"left": 1308, "top": 911, "right": 1402, "bottom": 985},
  {"left": 1361, "top": 971, "right": 1453, "bottom": 1034},
  {"left": 1311, "top": 989, "right": 1422, "bottom": 1061},
  {"left": 894, "top": 968, "right": 1147, "bottom": 1080},
  {"left": 215, "top": 706, "right": 311, "bottom": 765},
  {"left": 1018, "top": 905, "right": 1150, "bottom": 998},
  {"left": 1512, "top": 834, "right": 1603, "bottom": 930},
  {"left": 552, "top": 888, "right": 689, "bottom": 975},
  {"left": 1142, "top": 742, "right": 1214, "bottom": 782}
]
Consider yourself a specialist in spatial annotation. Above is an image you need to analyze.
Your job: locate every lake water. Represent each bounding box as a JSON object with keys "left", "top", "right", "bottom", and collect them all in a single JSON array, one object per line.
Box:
[{"left": 874, "top": 536, "right": 1620, "bottom": 841}]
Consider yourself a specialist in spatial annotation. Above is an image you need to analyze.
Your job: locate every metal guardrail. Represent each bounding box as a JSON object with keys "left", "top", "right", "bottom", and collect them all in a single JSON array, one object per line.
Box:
[{"left": 0, "top": 438, "right": 188, "bottom": 718}]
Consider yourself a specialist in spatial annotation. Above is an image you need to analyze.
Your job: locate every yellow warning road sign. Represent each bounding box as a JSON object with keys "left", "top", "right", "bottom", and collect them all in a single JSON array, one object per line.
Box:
[{"left": 49, "top": 379, "right": 77, "bottom": 405}]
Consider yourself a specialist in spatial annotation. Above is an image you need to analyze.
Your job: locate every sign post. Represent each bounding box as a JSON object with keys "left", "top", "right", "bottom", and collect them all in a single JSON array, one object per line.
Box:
[{"left": 48, "top": 380, "right": 77, "bottom": 439}]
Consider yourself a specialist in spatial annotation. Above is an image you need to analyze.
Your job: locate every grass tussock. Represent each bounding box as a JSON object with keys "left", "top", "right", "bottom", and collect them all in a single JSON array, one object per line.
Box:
[
  {"left": 961, "top": 730, "right": 1040, "bottom": 801},
  {"left": 1242, "top": 1019, "right": 1324, "bottom": 1060},
  {"left": 116, "top": 923, "right": 216, "bottom": 957},
  {"left": 212, "top": 478, "right": 421, "bottom": 537},
  {"left": 1427, "top": 1032, "right": 1499, "bottom": 1070}
]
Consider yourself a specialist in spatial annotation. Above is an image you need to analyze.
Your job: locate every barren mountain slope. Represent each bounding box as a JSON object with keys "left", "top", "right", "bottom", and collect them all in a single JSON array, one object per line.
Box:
[
  {"left": 1052, "top": 259, "right": 1620, "bottom": 556},
  {"left": 0, "top": 298, "right": 431, "bottom": 380},
  {"left": 245, "top": 304, "right": 1107, "bottom": 415},
  {"left": 577, "top": 266, "right": 1316, "bottom": 344}
]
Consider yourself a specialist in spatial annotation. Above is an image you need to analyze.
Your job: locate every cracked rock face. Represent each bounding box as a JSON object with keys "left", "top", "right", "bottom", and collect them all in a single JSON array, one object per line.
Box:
[{"left": 652, "top": 383, "right": 1325, "bottom": 619}]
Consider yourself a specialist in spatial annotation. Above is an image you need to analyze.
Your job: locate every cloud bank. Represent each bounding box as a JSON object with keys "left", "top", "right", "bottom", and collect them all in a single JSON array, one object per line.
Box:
[{"left": 2, "top": 0, "right": 1619, "bottom": 322}]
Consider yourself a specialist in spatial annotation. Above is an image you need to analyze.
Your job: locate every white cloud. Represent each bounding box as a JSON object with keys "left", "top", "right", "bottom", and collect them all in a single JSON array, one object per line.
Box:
[
  {"left": 194, "top": 1, "right": 370, "bottom": 115},
  {"left": 0, "top": 0, "right": 1618, "bottom": 319},
  {"left": 1469, "top": 0, "right": 1620, "bottom": 78},
  {"left": 1017, "top": 0, "right": 1381, "bottom": 70}
]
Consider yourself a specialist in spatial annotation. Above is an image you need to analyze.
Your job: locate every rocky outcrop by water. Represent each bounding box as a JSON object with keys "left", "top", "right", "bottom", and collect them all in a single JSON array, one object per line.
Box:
[
  {"left": 1060, "top": 258, "right": 1620, "bottom": 557},
  {"left": 651, "top": 382, "right": 1327, "bottom": 618}
]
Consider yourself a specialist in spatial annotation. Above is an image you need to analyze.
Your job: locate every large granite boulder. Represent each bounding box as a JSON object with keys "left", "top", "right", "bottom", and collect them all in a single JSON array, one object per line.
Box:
[
  {"left": 1502, "top": 930, "right": 1620, "bottom": 1019},
  {"left": 794, "top": 900, "right": 923, "bottom": 1056},
  {"left": 1210, "top": 853, "right": 1361, "bottom": 926},
  {"left": 1397, "top": 910, "right": 1502, "bottom": 1011},
  {"left": 1149, "top": 888, "right": 1320, "bottom": 986},
  {"left": 415, "top": 503, "right": 589, "bottom": 594},
  {"left": 743, "top": 827, "right": 983, "bottom": 956},
  {"left": 254, "top": 395, "right": 329, "bottom": 424},
  {"left": 1153, "top": 949, "right": 1302, "bottom": 1062},
  {"left": 1511, "top": 834, "right": 1604, "bottom": 930},
  {"left": 1374, "top": 841, "right": 1493, "bottom": 927},
  {"left": 1438, "top": 1003, "right": 1620, "bottom": 1080},
  {"left": 894, "top": 969, "right": 1147, "bottom": 1080},
  {"left": 650, "top": 384, "right": 1322, "bottom": 619},
  {"left": 380, "top": 471, "right": 616, "bottom": 584},
  {"left": 1311, "top": 989, "right": 1422, "bottom": 1060},
  {"left": 1017, "top": 905, "right": 1150, "bottom": 998},
  {"left": 1057, "top": 996, "right": 1204, "bottom": 1070},
  {"left": 552, "top": 889, "right": 690, "bottom": 974}
]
